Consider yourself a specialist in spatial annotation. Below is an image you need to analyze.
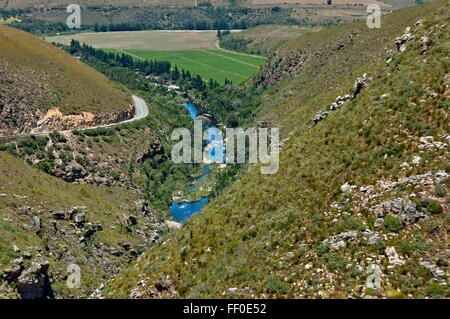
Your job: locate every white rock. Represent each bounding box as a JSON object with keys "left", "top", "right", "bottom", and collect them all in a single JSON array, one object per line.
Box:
[
  {"left": 165, "top": 220, "right": 182, "bottom": 230},
  {"left": 227, "top": 288, "right": 237, "bottom": 294},
  {"left": 340, "top": 183, "right": 356, "bottom": 193},
  {"left": 364, "top": 264, "right": 382, "bottom": 290},
  {"left": 412, "top": 156, "right": 421, "bottom": 165},
  {"left": 400, "top": 162, "right": 410, "bottom": 169},
  {"left": 385, "top": 246, "right": 405, "bottom": 266}
]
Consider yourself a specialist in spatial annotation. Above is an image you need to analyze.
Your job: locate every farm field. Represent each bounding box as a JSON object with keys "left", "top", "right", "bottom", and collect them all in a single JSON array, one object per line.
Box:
[
  {"left": 47, "top": 30, "right": 224, "bottom": 51},
  {"left": 124, "top": 49, "right": 266, "bottom": 85},
  {"left": 48, "top": 30, "right": 266, "bottom": 84}
]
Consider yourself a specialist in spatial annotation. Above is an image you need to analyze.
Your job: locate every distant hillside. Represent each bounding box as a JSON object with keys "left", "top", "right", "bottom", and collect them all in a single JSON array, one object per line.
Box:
[
  {"left": 219, "top": 24, "right": 322, "bottom": 56},
  {"left": 105, "top": 0, "right": 449, "bottom": 299},
  {"left": 0, "top": 0, "right": 417, "bottom": 9},
  {"left": 2, "top": 0, "right": 213, "bottom": 9},
  {"left": 0, "top": 24, "right": 131, "bottom": 135}
]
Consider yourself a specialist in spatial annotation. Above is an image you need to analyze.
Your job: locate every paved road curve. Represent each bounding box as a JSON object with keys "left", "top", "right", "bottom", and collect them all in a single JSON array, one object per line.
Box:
[{"left": 0, "top": 95, "right": 149, "bottom": 143}]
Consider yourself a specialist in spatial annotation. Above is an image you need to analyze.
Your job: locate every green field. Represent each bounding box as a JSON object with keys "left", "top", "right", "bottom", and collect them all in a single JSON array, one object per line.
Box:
[
  {"left": 124, "top": 49, "right": 266, "bottom": 85},
  {"left": 48, "top": 30, "right": 267, "bottom": 85}
]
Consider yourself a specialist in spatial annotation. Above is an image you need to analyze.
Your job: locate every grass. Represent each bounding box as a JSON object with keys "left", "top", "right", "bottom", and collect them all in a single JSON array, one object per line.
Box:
[
  {"left": 0, "top": 24, "right": 130, "bottom": 115},
  {"left": 104, "top": 0, "right": 450, "bottom": 299},
  {"left": 124, "top": 49, "right": 266, "bottom": 85}
]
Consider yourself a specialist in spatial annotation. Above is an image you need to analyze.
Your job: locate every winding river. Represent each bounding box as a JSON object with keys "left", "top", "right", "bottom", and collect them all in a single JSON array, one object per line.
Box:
[{"left": 169, "top": 103, "right": 224, "bottom": 223}]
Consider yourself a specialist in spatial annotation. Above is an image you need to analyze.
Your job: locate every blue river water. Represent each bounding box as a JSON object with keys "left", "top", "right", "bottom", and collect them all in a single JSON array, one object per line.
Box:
[{"left": 169, "top": 103, "right": 222, "bottom": 223}]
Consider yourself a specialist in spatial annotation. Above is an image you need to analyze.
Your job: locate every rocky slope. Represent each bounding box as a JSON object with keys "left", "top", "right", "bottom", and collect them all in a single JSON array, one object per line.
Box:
[
  {"left": 104, "top": 0, "right": 449, "bottom": 299},
  {"left": 0, "top": 24, "right": 131, "bottom": 135},
  {"left": 0, "top": 151, "right": 173, "bottom": 298}
]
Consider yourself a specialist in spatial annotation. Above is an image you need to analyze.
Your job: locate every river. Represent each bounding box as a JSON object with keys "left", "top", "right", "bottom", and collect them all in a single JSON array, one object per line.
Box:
[{"left": 169, "top": 102, "right": 224, "bottom": 223}]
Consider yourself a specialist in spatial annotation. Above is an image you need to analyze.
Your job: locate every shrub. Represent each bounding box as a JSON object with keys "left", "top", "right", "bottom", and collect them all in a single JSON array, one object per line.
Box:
[
  {"left": 400, "top": 235, "right": 430, "bottom": 254},
  {"left": 384, "top": 215, "right": 403, "bottom": 232},
  {"left": 241, "top": 228, "right": 257, "bottom": 241},
  {"left": 265, "top": 276, "right": 289, "bottom": 295},
  {"left": 49, "top": 132, "right": 67, "bottom": 143},
  {"left": 323, "top": 253, "right": 346, "bottom": 271},
  {"left": 434, "top": 184, "right": 445, "bottom": 197},
  {"left": 427, "top": 282, "right": 445, "bottom": 298}
]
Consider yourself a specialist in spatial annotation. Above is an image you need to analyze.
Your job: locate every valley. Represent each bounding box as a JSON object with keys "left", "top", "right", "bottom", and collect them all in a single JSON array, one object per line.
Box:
[{"left": 0, "top": 0, "right": 448, "bottom": 303}]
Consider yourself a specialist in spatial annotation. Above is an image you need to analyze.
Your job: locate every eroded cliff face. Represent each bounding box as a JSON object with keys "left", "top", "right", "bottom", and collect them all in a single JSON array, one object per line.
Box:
[{"left": 31, "top": 104, "right": 134, "bottom": 134}]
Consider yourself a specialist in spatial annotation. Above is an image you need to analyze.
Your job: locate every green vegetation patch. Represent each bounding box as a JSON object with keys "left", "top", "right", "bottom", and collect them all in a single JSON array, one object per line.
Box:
[{"left": 124, "top": 49, "right": 266, "bottom": 85}]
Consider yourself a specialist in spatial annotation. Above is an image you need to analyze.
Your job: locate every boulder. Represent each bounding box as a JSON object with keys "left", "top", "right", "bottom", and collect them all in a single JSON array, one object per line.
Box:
[
  {"left": 68, "top": 206, "right": 86, "bottom": 220},
  {"left": 3, "top": 264, "right": 22, "bottom": 282},
  {"left": 395, "top": 27, "right": 414, "bottom": 52},
  {"left": 353, "top": 73, "right": 372, "bottom": 97},
  {"left": 364, "top": 264, "right": 382, "bottom": 290},
  {"left": 74, "top": 212, "right": 86, "bottom": 228},
  {"left": 155, "top": 275, "right": 175, "bottom": 293},
  {"left": 128, "top": 215, "right": 138, "bottom": 226},
  {"left": 313, "top": 111, "right": 328, "bottom": 124},
  {"left": 363, "top": 230, "right": 382, "bottom": 245},
  {"left": 385, "top": 246, "right": 405, "bottom": 266},
  {"left": 51, "top": 211, "right": 67, "bottom": 220},
  {"left": 340, "top": 182, "right": 356, "bottom": 193},
  {"left": 411, "top": 156, "right": 422, "bottom": 165},
  {"left": 420, "top": 261, "right": 446, "bottom": 278},
  {"left": 16, "top": 258, "right": 53, "bottom": 299},
  {"left": 370, "top": 198, "right": 424, "bottom": 226},
  {"left": 32, "top": 216, "right": 41, "bottom": 235},
  {"left": 419, "top": 36, "right": 429, "bottom": 55},
  {"left": 321, "top": 231, "right": 358, "bottom": 250},
  {"left": 165, "top": 220, "right": 182, "bottom": 230}
]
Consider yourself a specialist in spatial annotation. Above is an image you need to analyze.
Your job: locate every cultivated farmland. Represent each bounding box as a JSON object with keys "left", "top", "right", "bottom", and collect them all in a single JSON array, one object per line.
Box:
[
  {"left": 47, "top": 30, "right": 223, "bottom": 51},
  {"left": 48, "top": 30, "right": 266, "bottom": 84},
  {"left": 125, "top": 49, "right": 266, "bottom": 85}
]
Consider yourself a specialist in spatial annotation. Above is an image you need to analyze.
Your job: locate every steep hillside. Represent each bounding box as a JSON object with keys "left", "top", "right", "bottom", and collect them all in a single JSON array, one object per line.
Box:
[
  {"left": 0, "top": 150, "right": 168, "bottom": 298},
  {"left": 0, "top": 24, "right": 131, "bottom": 135},
  {"left": 105, "top": 0, "right": 449, "bottom": 299}
]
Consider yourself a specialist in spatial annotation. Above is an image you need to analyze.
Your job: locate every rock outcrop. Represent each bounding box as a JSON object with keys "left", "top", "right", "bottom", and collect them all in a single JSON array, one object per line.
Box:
[{"left": 15, "top": 258, "right": 53, "bottom": 299}]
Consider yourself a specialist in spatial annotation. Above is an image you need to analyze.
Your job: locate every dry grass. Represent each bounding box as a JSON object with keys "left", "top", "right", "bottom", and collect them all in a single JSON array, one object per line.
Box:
[
  {"left": 0, "top": 24, "right": 130, "bottom": 115},
  {"left": 47, "top": 30, "right": 224, "bottom": 51}
]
